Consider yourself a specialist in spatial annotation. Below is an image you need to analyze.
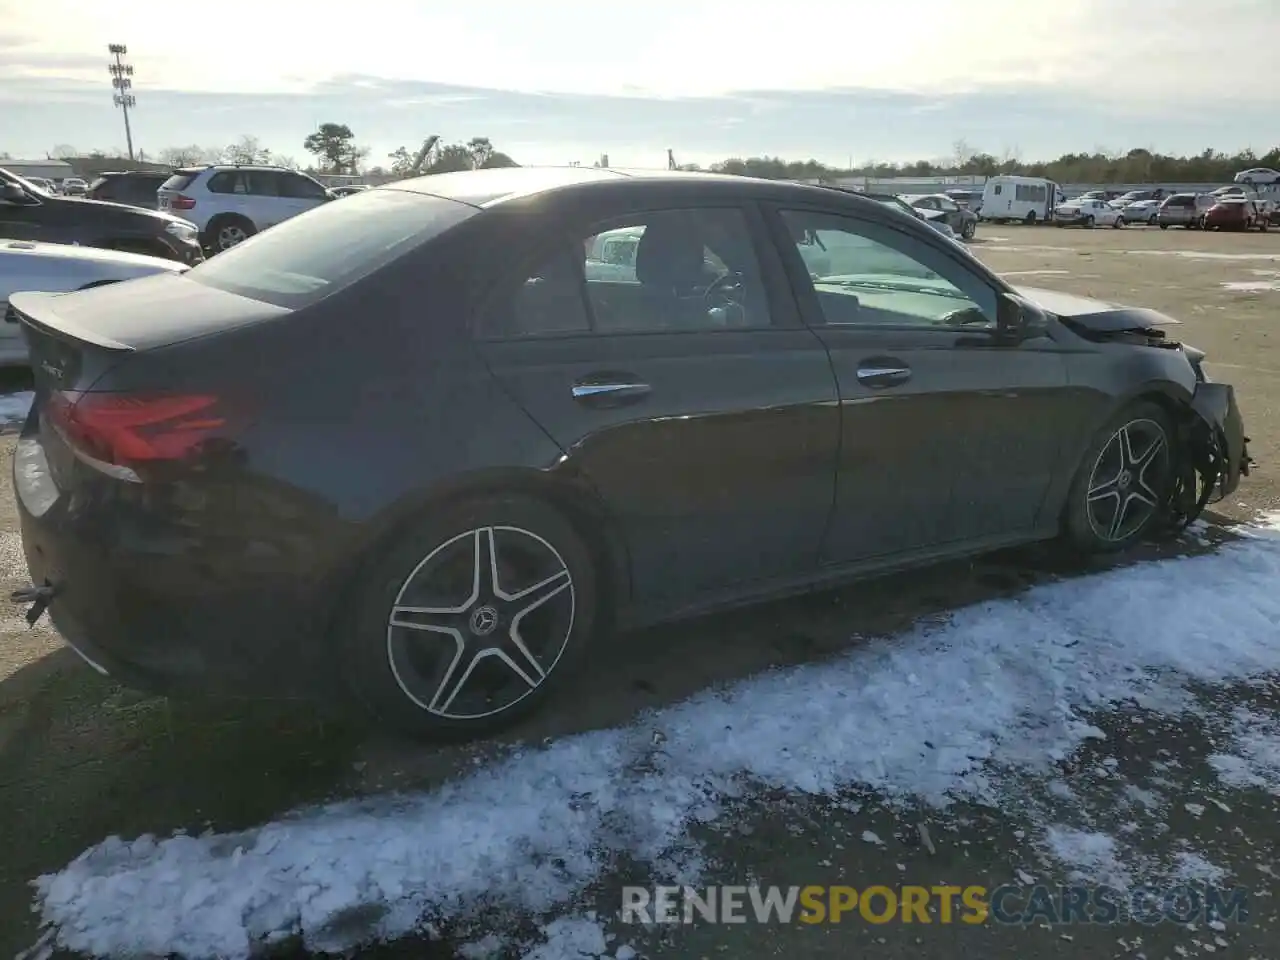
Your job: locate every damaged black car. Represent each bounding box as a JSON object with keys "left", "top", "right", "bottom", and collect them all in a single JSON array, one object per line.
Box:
[{"left": 7, "top": 168, "right": 1252, "bottom": 741}]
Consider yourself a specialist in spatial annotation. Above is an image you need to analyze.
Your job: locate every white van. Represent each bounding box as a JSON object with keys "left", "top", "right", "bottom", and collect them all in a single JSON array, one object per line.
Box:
[{"left": 979, "top": 176, "right": 1060, "bottom": 224}]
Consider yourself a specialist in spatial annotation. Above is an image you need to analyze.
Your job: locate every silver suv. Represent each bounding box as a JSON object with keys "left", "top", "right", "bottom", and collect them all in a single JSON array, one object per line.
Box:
[{"left": 156, "top": 164, "right": 333, "bottom": 253}]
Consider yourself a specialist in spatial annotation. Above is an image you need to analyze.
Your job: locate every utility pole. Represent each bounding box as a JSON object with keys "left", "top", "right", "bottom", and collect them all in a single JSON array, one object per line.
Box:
[{"left": 108, "top": 44, "right": 136, "bottom": 162}]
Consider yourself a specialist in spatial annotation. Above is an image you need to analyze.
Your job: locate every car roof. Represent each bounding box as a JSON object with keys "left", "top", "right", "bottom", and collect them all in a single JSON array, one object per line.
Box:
[{"left": 382, "top": 165, "right": 869, "bottom": 210}]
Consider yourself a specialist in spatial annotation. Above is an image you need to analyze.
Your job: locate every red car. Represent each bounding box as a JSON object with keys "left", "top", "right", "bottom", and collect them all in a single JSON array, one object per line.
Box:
[{"left": 1203, "top": 198, "right": 1270, "bottom": 232}]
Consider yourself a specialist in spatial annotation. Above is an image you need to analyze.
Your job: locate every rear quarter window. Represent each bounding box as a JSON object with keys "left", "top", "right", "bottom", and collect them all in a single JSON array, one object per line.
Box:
[
  {"left": 186, "top": 188, "right": 478, "bottom": 309},
  {"left": 161, "top": 172, "right": 199, "bottom": 192}
]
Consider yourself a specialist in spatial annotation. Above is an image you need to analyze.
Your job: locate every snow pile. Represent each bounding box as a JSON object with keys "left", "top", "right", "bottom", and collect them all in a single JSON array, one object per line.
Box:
[
  {"left": 1209, "top": 706, "right": 1280, "bottom": 794},
  {"left": 29, "top": 518, "right": 1280, "bottom": 957}
]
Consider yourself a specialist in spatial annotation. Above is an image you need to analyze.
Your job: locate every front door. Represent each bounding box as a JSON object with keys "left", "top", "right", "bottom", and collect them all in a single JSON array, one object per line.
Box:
[
  {"left": 766, "top": 205, "right": 1074, "bottom": 564},
  {"left": 473, "top": 205, "right": 841, "bottom": 609}
]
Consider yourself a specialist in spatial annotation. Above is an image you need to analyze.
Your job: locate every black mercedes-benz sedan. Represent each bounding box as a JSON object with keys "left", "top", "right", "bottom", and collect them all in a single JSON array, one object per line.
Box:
[{"left": 7, "top": 167, "right": 1250, "bottom": 740}]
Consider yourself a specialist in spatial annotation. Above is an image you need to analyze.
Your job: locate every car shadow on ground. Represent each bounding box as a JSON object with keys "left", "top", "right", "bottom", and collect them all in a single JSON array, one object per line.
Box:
[{"left": 0, "top": 514, "right": 1242, "bottom": 955}]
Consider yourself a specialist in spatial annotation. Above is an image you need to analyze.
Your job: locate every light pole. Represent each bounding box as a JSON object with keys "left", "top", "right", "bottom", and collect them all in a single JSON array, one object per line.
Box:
[{"left": 108, "top": 44, "right": 136, "bottom": 162}]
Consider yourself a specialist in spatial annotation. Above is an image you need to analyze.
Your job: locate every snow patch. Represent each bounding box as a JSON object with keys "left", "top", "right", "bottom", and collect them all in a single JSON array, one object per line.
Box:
[
  {"left": 1208, "top": 707, "right": 1280, "bottom": 794},
  {"left": 28, "top": 517, "right": 1280, "bottom": 957}
]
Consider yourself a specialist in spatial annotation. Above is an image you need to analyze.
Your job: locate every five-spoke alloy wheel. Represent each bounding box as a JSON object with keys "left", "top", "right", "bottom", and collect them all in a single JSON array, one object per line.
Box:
[
  {"left": 1084, "top": 419, "right": 1168, "bottom": 543},
  {"left": 1063, "top": 401, "right": 1174, "bottom": 552},
  {"left": 342, "top": 495, "right": 598, "bottom": 740},
  {"left": 387, "top": 525, "right": 574, "bottom": 720}
]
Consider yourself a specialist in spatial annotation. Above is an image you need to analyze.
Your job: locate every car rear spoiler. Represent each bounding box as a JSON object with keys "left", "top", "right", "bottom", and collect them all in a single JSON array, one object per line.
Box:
[{"left": 8, "top": 292, "right": 136, "bottom": 353}]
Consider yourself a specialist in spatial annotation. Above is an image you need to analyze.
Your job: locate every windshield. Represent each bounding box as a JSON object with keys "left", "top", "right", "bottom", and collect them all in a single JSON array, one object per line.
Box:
[{"left": 187, "top": 187, "right": 478, "bottom": 309}]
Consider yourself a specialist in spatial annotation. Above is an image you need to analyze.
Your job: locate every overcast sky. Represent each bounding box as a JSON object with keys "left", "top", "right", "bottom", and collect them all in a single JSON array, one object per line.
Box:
[{"left": 1, "top": 0, "right": 1275, "bottom": 169}]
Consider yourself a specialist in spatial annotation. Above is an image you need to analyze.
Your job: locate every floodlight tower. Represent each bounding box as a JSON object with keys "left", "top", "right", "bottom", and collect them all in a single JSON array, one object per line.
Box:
[{"left": 108, "top": 44, "right": 137, "bottom": 162}]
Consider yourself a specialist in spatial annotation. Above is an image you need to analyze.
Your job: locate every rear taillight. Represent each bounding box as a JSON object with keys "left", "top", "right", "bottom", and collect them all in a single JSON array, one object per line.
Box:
[
  {"left": 169, "top": 194, "right": 196, "bottom": 210},
  {"left": 46, "top": 391, "right": 230, "bottom": 481}
]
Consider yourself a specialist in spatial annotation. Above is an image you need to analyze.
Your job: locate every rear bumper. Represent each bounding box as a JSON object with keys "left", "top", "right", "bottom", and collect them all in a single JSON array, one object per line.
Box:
[{"left": 11, "top": 432, "right": 341, "bottom": 700}]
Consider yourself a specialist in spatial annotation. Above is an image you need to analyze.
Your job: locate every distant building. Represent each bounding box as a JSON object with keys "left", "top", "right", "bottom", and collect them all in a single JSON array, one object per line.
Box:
[{"left": 2, "top": 159, "right": 75, "bottom": 182}]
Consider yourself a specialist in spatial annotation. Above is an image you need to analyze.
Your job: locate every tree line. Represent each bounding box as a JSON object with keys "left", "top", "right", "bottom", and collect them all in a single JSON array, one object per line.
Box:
[
  {"left": 31, "top": 124, "right": 519, "bottom": 179},
  {"left": 699, "top": 142, "right": 1280, "bottom": 184},
  {"left": 16, "top": 136, "right": 1279, "bottom": 184}
]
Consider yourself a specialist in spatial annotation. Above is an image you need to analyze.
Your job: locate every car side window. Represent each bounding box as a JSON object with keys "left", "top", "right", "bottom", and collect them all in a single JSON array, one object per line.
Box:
[
  {"left": 779, "top": 209, "right": 998, "bottom": 331},
  {"left": 281, "top": 174, "right": 329, "bottom": 200},
  {"left": 481, "top": 207, "right": 773, "bottom": 339},
  {"left": 207, "top": 171, "right": 237, "bottom": 194},
  {"left": 480, "top": 244, "right": 593, "bottom": 339},
  {"left": 243, "top": 171, "right": 280, "bottom": 196},
  {"left": 938, "top": 198, "right": 959, "bottom": 212},
  {"left": 581, "top": 208, "right": 772, "bottom": 333}
]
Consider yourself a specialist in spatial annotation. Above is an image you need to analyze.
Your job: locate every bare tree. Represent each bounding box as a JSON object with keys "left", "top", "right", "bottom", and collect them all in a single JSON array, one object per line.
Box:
[
  {"left": 952, "top": 139, "right": 976, "bottom": 170},
  {"left": 222, "top": 135, "right": 271, "bottom": 164},
  {"left": 158, "top": 145, "right": 210, "bottom": 167}
]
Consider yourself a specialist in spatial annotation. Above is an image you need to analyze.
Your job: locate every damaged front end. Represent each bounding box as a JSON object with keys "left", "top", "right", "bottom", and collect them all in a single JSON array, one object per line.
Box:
[
  {"left": 1164, "top": 381, "right": 1253, "bottom": 533},
  {"left": 1042, "top": 296, "right": 1254, "bottom": 535}
]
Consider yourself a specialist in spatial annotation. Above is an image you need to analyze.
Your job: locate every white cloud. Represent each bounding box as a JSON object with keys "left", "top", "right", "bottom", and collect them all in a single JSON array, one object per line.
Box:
[{"left": 1, "top": 0, "right": 1276, "bottom": 106}]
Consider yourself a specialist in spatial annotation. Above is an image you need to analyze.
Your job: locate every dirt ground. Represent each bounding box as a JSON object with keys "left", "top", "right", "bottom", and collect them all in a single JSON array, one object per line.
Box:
[{"left": 1, "top": 223, "right": 1278, "bottom": 958}]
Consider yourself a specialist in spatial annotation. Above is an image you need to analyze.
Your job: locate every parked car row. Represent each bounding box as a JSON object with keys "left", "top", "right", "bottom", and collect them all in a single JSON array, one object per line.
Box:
[{"left": 1, "top": 166, "right": 1251, "bottom": 740}]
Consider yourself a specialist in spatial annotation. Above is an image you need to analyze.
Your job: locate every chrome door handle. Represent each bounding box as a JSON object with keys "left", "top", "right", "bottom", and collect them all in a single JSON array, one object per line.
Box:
[
  {"left": 571, "top": 382, "right": 651, "bottom": 399},
  {"left": 856, "top": 366, "right": 910, "bottom": 380}
]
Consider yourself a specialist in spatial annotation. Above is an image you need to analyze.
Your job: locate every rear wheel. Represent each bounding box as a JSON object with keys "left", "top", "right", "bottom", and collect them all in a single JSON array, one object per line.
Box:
[
  {"left": 1112, "top": 216, "right": 1124, "bottom": 229},
  {"left": 1024, "top": 211, "right": 1037, "bottom": 225},
  {"left": 1085, "top": 215, "right": 1095, "bottom": 228},
  {"left": 205, "top": 215, "right": 256, "bottom": 253},
  {"left": 1062, "top": 401, "right": 1174, "bottom": 553},
  {"left": 1160, "top": 223, "right": 1169, "bottom": 230},
  {"left": 340, "top": 494, "right": 599, "bottom": 740},
  {"left": 961, "top": 219, "right": 976, "bottom": 239}
]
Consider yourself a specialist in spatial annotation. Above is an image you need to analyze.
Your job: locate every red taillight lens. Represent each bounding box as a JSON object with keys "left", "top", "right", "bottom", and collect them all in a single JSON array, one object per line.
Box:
[
  {"left": 46, "top": 391, "right": 228, "bottom": 477},
  {"left": 169, "top": 194, "right": 196, "bottom": 210}
]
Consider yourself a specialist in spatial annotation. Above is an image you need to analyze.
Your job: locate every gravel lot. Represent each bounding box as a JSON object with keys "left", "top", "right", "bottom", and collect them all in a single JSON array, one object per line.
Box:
[{"left": 1, "top": 224, "right": 1279, "bottom": 959}]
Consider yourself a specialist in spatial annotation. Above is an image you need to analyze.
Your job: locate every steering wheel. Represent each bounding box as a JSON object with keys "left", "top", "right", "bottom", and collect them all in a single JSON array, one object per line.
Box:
[{"left": 702, "top": 272, "right": 748, "bottom": 327}]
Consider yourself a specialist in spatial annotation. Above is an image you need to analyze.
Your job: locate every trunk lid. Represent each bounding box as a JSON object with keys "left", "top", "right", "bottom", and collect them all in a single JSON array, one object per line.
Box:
[{"left": 9, "top": 274, "right": 289, "bottom": 358}]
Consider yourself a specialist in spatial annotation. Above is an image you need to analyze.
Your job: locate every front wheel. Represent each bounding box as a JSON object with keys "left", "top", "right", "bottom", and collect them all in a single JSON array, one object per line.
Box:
[
  {"left": 1061, "top": 401, "right": 1174, "bottom": 553},
  {"left": 962, "top": 219, "right": 976, "bottom": 240},
  {"left": 340, "top": 495, "right": 600, "bottom": 740},
  {"left": 1085, "top": 215, "right": 1095, "bottom": 228},
  {"left": 1112, "top": 216, "right": 1124, "bottom": 229},
  {"left": 1160, "top": 223, "right": 1169, "bottom": 230}
]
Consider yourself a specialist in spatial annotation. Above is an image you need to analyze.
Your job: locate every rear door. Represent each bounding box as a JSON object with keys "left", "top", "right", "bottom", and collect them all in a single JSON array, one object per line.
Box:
[
  {"left": 765, "top": 204, "right": 1075, "bottom": 563},
  {"left": 472, "top": 203, "right": 841, "bottom": 610}
]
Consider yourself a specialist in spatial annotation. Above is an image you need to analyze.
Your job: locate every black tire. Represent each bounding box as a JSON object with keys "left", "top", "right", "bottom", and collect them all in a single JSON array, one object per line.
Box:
[
  {"left": 1085, "top": 215, "right": 1095, "bottom": 229},
  {"left": 204, "top": 215, "right": 257, "bottom": 253},
  {"left": 962, "top": 219, "right": 976, "bottom": 240},
  {"left": 340, "top": 494, "right": 600, "bottom": 741},
  {"left": 1061, "top": 400, "right": 1175, "bottom": 554},
  {"left": 1160, "top": 223, "right": 1169, "bottom": 230},
  {"left": 1024, "top": 211, "right": 1037, "bottom": 225}
]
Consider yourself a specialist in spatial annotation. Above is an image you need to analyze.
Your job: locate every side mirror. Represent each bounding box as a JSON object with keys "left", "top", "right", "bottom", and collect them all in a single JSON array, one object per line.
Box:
[
  {"left": 1, "top": 183, "right": 27, "bottom": 203},
  {"left": 996, "top": 292, "right": 1048, "bottom": 342}
]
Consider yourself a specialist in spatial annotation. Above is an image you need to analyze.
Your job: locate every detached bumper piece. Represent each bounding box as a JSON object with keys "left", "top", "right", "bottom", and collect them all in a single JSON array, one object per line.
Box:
[
  {"left": 10, "top": 581, "right": 56, "bottom": 626},
  {"left": 1161, "top": 383, "right": 1250, "bottom": 534}
]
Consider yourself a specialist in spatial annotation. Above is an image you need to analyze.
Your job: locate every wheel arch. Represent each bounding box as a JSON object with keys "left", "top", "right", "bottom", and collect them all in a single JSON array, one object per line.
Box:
[{"left": 318, "top": 466, "right": 631, "bottom": 647}]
